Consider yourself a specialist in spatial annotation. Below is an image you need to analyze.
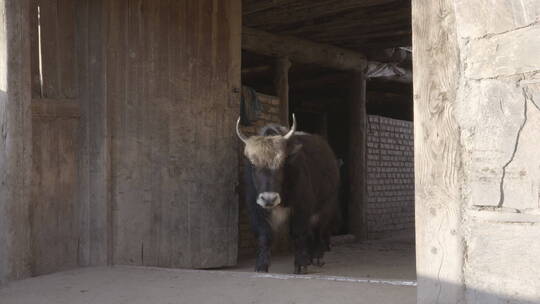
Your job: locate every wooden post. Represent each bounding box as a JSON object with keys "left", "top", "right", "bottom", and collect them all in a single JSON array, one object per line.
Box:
[
  {"left": 348, "top": 71, "right": 367, "bottom": 240},
  {"left": 413, "top": 0, "right": 464, "bottom": 303},
  {"left": 274, "top": 57, "right": 291, "bottom": 125}
]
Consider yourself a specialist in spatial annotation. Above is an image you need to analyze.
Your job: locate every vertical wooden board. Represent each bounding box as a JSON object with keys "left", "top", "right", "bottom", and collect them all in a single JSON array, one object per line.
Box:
[
  {"left": 27, "top": 0, "right": 81, "bottom": 275},
  {"left": 112, "top": 0, "right": 146, "bottom": 266},
  {"left": 87, "top": 0, "right": 110, "bottom": 266},
  {"left": 150, "top": 0, "right": 171, "bottom": 267},
  {"left": 412, "top": 0, "right": 464, "bottom": 303},
  {"left": 57, "top": 119, "right": 79, "bottom": 268},
  {"left": 165, "top": 0, "right": 191, "bottom": 268},
  {"left": 31, "top": 118, "right": 48, "bottom": 274},
  {"left": 31, "top": 117, "right": 80, "bottom": 275},
  {"left": 111, "top": 0, "right": 241, "bottom": 268},
  {"left": 56, "top": 0, "right": 77, "bottom": 98},
  {"left": 221, "top": 0, "right": 241, "bottom": 265},
  {"left": 30, "top": 118, "right": 47, "bottom": 275},
  {"left": 141, "top": 0, "right": 161, "bottom": 267},
  {"left": 75, "top": 0, "right": 90, "bottom": 267},
  {"left": 105, "top": 0, "right": 127, "bottom": 266},
  {"left": 0, "top": 0, "right": 33, "bottom": 283},
  {"left": 30, "top": 0, "right": 41, "bottom": 98},
  {"left": 38, "top": 0, "right": 60, "bottom": 98}
]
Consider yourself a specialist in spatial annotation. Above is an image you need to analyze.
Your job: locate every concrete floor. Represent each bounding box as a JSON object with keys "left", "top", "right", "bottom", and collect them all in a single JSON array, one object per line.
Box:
[
  {"left": 0, "top": 240, "right": 416, "bottom": 304},
  {"left": 232, "top": 238, "right": 416, "bottom": 281}
]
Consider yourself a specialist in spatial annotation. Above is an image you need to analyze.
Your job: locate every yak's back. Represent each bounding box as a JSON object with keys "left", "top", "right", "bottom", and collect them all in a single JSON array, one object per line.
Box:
[{"left": 287, "top": 132, "right": 340, "bottom": 203}]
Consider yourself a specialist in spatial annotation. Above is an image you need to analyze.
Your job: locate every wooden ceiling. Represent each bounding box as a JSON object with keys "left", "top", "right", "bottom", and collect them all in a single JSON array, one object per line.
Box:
[{"left": 243, "top": 0, "right": 411, "bottom": 53}]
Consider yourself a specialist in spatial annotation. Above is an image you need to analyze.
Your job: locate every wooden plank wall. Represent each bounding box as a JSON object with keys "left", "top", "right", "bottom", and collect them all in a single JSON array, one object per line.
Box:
[
  {"left": 3, "top": 0, "right": 241, "bottom": 277},
  {"left": 107, "top": 0, "right": 241, "bottom": 268},
  {"left": 29, "top": 0, "right": 81, "bottom": 275}
]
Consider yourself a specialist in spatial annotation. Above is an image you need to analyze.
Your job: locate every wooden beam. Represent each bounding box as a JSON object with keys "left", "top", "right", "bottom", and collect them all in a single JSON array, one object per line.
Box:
[
  {"left": 243, "top": 0, "right": 291, "bottom": 15},
  {"left": 348, "top": 71, "right": 368, "bottom": 240},
  {"left": 242, "top": 65, "right": 272, "bottom": 75},
  {"left": 274, "top": 57, "right": 291, "bottom": 124},
  {"left": 242, "top": 26, "right": 367, "bottom": 71}
]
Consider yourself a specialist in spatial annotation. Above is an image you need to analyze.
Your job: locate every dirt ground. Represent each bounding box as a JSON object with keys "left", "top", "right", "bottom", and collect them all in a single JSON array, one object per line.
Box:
[
  {"left": 232, "top": 238, "right": 416, "bottom": 281},
  {"left": 0, "top": 240, "right": 416, "bottom": 304}
]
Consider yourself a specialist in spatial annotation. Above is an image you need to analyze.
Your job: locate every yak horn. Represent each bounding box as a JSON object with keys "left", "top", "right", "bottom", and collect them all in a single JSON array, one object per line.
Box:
[
  {"left": 236, "top": 117, "right": 249, "bottom": 144},
  {"left": 283, "top": 114, "right": 297, "bottom": 139}
]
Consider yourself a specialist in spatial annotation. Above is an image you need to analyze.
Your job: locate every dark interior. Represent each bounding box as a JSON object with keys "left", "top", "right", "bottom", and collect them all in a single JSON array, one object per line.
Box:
[{"left": 241, "top": 0, "right": 412, "bottom": 238}]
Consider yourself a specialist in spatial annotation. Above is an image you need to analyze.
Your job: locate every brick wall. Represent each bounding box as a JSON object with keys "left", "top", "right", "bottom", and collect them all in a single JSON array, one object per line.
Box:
[
  {"left": 366, "top": 115, "right": 414, "bottom": 239},
  {"left": 237, "top": 90, "right": 288, "bottom": 257}
]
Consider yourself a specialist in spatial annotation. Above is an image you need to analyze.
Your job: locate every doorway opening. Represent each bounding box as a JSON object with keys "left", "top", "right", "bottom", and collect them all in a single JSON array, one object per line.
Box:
[{"left": 235, "top": 0, "right": 414, "bottom": 281}]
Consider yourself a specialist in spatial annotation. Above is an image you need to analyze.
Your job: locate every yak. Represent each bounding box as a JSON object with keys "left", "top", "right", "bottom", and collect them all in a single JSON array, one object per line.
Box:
[{"left": 236, "top": 115, "right": 340, "bottom": 274}]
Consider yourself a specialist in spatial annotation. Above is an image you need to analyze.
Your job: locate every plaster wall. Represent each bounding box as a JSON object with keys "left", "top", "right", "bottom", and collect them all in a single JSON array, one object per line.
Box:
[
  {"left": 414, "top": 0, "right": 540, "bottom": 303},
  {"left": 454, "top": 1, "right": 540, "bottom": 302}
]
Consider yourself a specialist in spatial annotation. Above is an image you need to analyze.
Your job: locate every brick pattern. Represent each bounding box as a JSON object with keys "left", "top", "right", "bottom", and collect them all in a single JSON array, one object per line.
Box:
[
  {"left": 366, "top": 115, "right": 414, "bottom": 239},
  {"left": 237, "top": 91, "right": 287, "bottom": 257}
]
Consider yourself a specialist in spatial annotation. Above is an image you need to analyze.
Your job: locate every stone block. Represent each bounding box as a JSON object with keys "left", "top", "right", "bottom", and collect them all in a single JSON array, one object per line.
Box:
[
  {"left": 465, "top": 220, "right": 540, "bottom": 303},
  {"left": 455, "top": 0, "right": 540, "bottom": 39},
  {"left": 465, "top": 25, "right": 540, "bottom": 79}
]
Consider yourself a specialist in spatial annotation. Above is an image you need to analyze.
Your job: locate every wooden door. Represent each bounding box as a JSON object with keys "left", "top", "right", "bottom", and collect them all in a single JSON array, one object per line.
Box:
[{"left": 107, "top": 0, "right": 241, "bottom": 268}]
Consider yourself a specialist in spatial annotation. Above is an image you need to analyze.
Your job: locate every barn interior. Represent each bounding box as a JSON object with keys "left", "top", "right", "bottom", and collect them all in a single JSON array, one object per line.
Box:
[
  {"left": 0, "top": 0, "right": 415, "bottom": 296},
  {"left": 235, "top": 0, "right": 415, "bottom": 279}
]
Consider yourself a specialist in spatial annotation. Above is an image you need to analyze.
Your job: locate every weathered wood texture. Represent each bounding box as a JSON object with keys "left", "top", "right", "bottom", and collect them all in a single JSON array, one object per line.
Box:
[
  {"left": 412, "top": 0, "right": 464, "bottom": 303},
  {"left": 274, "top": 57, "right": 291, "bottom": 124},
  {"left": 108, "top": 0, "right": 241, "bottom": 268},
  {"left": 0, "top": 0, "right": 33, "bottom": 284},
  {"left": 243, "top": 0, "right": 411, "bottom": 51},
  {"left": 242, "top": 27, "right": 367, "bottom": 71},
  {"left": 32, "top": 0, "right": 77, "bottom": 99},
  {"left": 31, "top": 99, "right": 80, "bottom": 118},
  {"left": 29, "top": 0, "right": 81, "bottom": 275},
  {"left": 30, "top": 112, "right": 80, "bottom": 275},
  {"left": 348, "top": 72, "right": 367, "bottom": 239},
  {"left": 76, "top": 0, "right": 110, "bottom": 267}
]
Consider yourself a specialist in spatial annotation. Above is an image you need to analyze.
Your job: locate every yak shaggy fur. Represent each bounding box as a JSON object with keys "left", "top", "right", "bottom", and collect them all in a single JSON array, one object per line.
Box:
[{"left": 244, "top": 136, "right": 287, "bottom": 169}]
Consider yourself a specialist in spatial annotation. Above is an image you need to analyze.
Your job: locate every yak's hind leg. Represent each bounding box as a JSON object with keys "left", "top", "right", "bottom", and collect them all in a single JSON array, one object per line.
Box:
[{"left": 308, "top": 227, "right": 326, "bottom": 267}]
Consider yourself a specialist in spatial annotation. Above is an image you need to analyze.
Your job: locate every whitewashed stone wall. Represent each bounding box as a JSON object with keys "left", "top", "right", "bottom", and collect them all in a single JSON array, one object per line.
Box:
[
  {"left": 414, "top": 0, "right": 540, "bottom": 303},
  {"left": 454, "top": 2, "right": 540, "bottom": 302},
  {"left": 366, "top": 115, "right": 414, "bottom": 239}
]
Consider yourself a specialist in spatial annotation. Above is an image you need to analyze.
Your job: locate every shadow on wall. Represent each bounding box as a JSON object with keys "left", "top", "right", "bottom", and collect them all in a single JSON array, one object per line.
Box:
[{"left": 418, "top": 276, "right": 539, "bottom": 304}]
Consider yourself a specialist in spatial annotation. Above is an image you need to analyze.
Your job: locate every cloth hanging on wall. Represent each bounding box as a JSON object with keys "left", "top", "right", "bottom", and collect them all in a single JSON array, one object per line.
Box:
[{"left": 240, "top": 86, "right": 262, "bottom": 126}]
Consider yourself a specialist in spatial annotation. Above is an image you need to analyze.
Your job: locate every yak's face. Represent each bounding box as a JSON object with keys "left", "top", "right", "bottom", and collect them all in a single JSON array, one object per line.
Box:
[
  {"left": 251, "top": 166, "right": 285, "bottom": 209},
  {"left": 237, "top": 115, "right": 298, "bottom": 210},
  {"left": 244, "top": 136, "right": 287, "bottom": 209}
]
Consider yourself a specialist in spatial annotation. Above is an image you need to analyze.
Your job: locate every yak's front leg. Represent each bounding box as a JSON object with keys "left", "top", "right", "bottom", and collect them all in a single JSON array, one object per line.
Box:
[
  {"left": 255, "top": 232, "right": 272, "bottom": 272},
  {"left": 291, "top": 216, "right": 312, "bottom": 274}
]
